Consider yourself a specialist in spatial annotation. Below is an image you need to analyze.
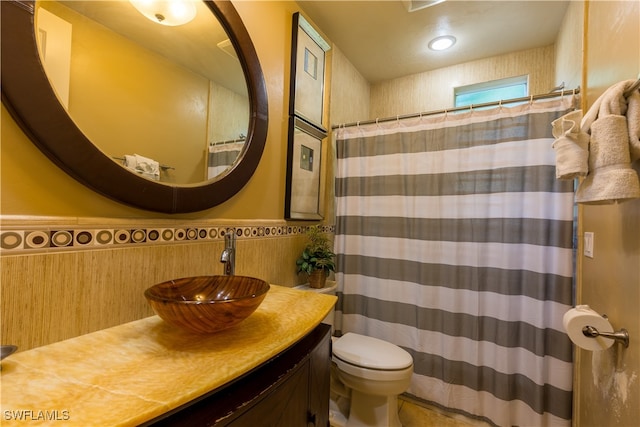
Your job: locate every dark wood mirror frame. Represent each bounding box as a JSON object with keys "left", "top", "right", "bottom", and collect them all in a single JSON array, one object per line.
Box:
[{"left": 1, "top": 0, "right": 268, "bottom": 213}]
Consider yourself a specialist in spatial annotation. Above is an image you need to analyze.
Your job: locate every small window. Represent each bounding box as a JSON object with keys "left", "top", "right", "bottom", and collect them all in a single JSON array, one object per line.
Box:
[{"left": 454, "top": 76, "right": 528, "bottom": 108}]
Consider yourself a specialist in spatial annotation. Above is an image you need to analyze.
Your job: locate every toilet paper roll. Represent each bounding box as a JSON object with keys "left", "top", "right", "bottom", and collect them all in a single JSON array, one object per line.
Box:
[{"left": 563, "top": 305, "right": 614, "bottom": 351}]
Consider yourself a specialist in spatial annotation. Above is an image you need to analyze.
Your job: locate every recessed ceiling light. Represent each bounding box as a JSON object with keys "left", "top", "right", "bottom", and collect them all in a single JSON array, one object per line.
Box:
[{"left": 428, "top": 35, "right": 456, "bottom": 51}]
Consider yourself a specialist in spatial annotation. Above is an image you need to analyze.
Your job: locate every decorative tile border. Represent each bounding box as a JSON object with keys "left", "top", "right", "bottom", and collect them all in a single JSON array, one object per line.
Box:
[{"left": 1, "top": 222, "right": 335, "bottom": 255}]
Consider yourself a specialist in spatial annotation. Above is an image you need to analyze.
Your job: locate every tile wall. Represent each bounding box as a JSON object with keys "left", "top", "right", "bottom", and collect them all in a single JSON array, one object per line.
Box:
[{"left": 1, "top": 216, "right": 333, "bottom": 352}]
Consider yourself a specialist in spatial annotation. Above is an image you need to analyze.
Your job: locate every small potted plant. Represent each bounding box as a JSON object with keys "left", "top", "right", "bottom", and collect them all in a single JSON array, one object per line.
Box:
[{"left": 296, "top": 225, "right": 336, "bottom": 288}]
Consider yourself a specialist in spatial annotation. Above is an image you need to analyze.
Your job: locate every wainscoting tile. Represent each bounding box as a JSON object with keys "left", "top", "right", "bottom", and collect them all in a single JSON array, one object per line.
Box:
[
  {"left": 1, "top": 216, "right": 335, "bottom": 351},
  {"left": 0, "top": 219, "right": 334, "bottom": 256}
]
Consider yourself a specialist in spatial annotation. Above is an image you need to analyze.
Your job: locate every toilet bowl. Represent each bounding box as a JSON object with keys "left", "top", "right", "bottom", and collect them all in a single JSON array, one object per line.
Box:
[
  {"left": 295, "top": 283, "right": 414, "bottom": 427},
  {"left": 332, "top": 332, "right": 413, "bottom": 427}
]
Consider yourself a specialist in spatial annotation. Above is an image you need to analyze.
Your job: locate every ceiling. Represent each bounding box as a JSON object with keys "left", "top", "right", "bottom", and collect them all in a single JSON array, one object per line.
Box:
[
  {"left": 297, "top": 0, "right": 570, "bottom": 83},
  {"left": 54, "top": 1, "right": 570, "bottom": 89}
]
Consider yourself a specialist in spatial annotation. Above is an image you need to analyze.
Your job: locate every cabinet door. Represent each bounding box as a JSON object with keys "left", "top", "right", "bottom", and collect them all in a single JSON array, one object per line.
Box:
[
  {"left": 307, "top": 326, "right": 331, "bottom": 427},
  {"left": 227, "top": 363, "right": 310, "bottom": 427}
]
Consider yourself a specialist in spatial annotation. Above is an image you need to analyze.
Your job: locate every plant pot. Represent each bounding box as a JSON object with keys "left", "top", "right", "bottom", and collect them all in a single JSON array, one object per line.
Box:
[{"left": 308, "top": 270, "right": 327, "bottom": 289}]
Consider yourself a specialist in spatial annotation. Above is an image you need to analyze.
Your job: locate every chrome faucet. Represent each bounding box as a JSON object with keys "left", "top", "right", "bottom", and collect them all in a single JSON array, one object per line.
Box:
[{"left": 220, "top": 229, "right": 236, "bottom": 275}]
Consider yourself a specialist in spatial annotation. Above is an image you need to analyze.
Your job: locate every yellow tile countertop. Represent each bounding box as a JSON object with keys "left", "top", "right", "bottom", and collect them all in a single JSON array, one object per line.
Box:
[{"left": 0, "top": 284, "right": 337, "bottom": 426}]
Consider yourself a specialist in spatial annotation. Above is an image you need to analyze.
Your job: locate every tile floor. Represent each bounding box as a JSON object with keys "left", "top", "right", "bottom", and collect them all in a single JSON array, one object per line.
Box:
[
  {"left": 330, "top": 394, "right": 490, "bottom": 427},
  {"left": 398, "top": 396, "right": 489, "bottom": 427}
]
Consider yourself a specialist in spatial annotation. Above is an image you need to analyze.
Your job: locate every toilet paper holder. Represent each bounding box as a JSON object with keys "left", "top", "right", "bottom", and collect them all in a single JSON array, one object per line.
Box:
[{"left": 582, "top": 315, "right": 629, "bottom": 348}]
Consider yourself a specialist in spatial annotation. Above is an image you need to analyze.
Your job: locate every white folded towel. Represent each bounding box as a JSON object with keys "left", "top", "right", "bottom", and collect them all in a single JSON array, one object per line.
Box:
[
  {"left": 576, "top": 80, "right": 640, "bottom": 204},
  {"left": 576, "top": 115, "right": 640, "bottom": 203},
  {"left": 123, "top": 153, "right": 160, "bottom": 181},
  {"left": 626, "top": 88, "right": 640, "bottom": 162},
  {"left": 123, "top": 154, "right": 137, "bottom": 169},
  {"left": 551, "top": 110, "right": 589, "bottom": 179}
]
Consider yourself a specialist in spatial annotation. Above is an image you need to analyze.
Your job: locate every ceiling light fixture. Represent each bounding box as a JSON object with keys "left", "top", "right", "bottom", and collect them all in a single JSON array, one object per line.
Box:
[
  {"left": 129, "top": 0, "right": 196, "bottom": 26},
  {"left": 428, "top": 35, "right": 456, "bottom": 51}
]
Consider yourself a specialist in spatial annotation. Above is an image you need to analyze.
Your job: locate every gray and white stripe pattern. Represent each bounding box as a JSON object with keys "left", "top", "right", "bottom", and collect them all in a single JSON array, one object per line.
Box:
[
  {"left": 334, "top": 97, "right": 577, "bottom": 427},
  {"left": 207, "top": 142, "right": 244, "bottom": 179}
]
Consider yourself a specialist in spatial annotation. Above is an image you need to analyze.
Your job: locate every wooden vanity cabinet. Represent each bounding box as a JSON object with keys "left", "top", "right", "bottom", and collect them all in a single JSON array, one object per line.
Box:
[{"left": 144, "top": 323, "right": 331, "bottom": 427}]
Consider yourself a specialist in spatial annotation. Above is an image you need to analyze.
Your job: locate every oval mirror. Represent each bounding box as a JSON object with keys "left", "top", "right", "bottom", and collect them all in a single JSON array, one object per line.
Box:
[{"left": 1, "top": 0, "right": 268, "bottom": 213}]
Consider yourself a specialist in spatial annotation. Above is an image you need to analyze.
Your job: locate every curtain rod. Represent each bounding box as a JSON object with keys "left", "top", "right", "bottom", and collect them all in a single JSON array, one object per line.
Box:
[
  {"left": 331, "top": 87, "right": 580, "bottom": 130},
  {"left": 209, "top": 136, "right": 246, "bottom": 146}
]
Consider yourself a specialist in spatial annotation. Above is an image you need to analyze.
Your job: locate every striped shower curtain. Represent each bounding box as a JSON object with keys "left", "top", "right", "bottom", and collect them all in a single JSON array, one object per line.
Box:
[
  {"left": 207, "top": 142, "right": 244, "bottom": 179},
  {"left": 334, "top": 96, "right": 577, "bottom": 427}
]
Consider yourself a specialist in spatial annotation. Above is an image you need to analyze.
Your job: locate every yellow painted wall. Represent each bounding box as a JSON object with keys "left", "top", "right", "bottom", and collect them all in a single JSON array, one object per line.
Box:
[{"left": 576, "top": 1, "right": 640, "bottom": 425}]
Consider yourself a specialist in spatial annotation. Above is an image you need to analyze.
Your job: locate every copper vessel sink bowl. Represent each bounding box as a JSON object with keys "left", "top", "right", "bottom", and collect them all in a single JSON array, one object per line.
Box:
[{"left": 144, "top": 275, "right": 270, "bottom": 334}]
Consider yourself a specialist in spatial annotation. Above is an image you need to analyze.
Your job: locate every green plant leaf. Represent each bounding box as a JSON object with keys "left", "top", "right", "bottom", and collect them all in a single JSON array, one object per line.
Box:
[{"left": 296, "top": 225, "right": 336, "bottom": 274}]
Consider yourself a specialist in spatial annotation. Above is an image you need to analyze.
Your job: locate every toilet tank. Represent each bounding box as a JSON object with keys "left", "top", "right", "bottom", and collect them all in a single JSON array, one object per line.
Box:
[{"left": 294, "top": 281, "right": 337, "bottom": 333}]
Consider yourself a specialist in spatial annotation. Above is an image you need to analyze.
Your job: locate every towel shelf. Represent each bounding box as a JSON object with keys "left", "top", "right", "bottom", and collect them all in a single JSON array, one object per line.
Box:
[
  {"left": 210, "top": 136, "right": 246, "bottom": 146},
  {"left": 112, "top": 156, "right": 174, "bottom": 170}
]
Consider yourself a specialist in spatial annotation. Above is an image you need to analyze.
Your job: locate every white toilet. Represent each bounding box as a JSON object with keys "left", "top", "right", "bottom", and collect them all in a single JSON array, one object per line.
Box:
[{"left": 295, "top": 283, "right": 414, "bottom": 427}]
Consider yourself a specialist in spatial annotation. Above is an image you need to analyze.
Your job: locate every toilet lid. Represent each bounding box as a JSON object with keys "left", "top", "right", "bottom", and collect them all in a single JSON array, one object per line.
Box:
[{"left": 333, "top": 333, "right": 413, "bottom": 370}]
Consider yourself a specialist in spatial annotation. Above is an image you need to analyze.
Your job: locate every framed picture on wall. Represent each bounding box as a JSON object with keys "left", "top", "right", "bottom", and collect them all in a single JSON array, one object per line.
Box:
[
  {"left": 285, "top": 116, "right": 325, "bottom": 220},
  {"left": 289, "top": 12, "right": 330, "bottom": 131}
]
